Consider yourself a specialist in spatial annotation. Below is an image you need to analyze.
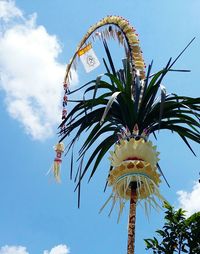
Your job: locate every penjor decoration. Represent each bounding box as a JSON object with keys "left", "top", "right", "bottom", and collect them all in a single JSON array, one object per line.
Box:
[{"left": 52, "top": 15, "right": 200, "bottom": 254}]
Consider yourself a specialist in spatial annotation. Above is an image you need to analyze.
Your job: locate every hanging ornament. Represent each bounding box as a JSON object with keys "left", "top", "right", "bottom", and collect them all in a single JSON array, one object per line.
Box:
[
  {"left": 132, "top": 124, "right": 139, "bottom": 136},
  {"left": 141, "top": 128, "right": 149, "bottom": 139},
  {"left": 62, "top": 108, "right": 67, "bottom": 120},
  {"left": 63, "top": 95, "right": 68, "bottom": 106},
  {"left": 53, "top": 143, "right": 65, "bottom": 182},
  {"left": 63, "top": 82, "right": 69, "bottom": 93},
  {"left": 125, "top": 126, "right": 131, "bottom": 137}
]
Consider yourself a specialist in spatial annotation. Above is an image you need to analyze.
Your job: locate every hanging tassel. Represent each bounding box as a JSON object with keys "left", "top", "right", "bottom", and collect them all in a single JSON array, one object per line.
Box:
[{"left": 53, "top": 143, "right": 65, "bottom": 182}]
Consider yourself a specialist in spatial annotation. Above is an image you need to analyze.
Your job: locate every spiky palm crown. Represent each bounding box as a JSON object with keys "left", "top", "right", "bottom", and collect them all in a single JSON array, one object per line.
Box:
[{"left": 57, "top": 17, "right": 200, "bottom": 204}]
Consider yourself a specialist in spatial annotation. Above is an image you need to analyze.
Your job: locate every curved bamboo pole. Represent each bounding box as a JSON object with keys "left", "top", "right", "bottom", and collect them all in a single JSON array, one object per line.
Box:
[
  {"left": 127, "top": 182, "right": 137, "bottom": 254},
  {"left": 64, "top": 16, "right": 145, "bottom": 83}
]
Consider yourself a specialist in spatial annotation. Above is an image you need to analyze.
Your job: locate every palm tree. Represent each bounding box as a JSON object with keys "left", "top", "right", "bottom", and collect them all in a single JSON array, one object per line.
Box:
[{"left": 55, "top": 16, "right": 200, "bottom": 254}]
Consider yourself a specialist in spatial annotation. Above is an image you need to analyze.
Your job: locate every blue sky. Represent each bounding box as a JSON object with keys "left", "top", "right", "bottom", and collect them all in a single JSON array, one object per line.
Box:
[{"left": 0, "top": 0, "right": 200, "bottom": 254}]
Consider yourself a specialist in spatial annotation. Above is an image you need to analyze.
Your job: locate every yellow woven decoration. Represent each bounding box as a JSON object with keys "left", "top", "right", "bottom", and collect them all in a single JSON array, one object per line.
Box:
[
  {"left": 101, "top": 138, "right": 164, "bottom": 220},
  {"left": 54, "top": 143, "right": 65, "bottom": 152},
  {"left": 108, "top": 160, "right": 161, "bottom": 200},
  {"left": 109, "top": 138, "right": 159, "bottom": 168}
]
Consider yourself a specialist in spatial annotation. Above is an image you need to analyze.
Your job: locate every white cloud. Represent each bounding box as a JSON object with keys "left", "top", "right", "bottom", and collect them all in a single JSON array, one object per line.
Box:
[
  {"left": 43, "top": 245, "right": 70, "bottom": 254},
  {"left": 0, "top": 0, "right": 78, "bottom": 140},
  {"left": 177, "top": 181, "right": 200, "bottom": 216},
  {"left": 0, "top": 0, "right": 22, "bottom": 22},
  {"left": 0, "top": 245, "right": 70, "bottom": 254},
  {"left": 0, "top": 245, "right": 28, "bottom": 254}
]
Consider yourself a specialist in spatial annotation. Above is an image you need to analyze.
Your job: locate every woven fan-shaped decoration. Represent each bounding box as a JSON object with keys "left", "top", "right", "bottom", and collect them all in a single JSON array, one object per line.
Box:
[{"left": 101, "top": 138, "right": 164, "bottom": 220}]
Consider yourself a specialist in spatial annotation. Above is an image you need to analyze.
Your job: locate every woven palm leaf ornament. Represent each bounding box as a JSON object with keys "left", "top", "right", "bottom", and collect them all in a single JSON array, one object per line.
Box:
[
  {"left": 103, "top": 132, "right": 163, "bottom": 219},
  {"left": 52, "top": 15, "right": 200, "bottom": 254}
]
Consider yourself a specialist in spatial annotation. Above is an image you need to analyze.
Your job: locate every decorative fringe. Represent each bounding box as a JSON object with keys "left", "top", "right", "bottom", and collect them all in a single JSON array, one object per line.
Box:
[
  {"left": 101, "top": 172, "right": 165, "bottom": 220},
  {"left": 53, "top": 159, "right": 61, "bottom": 182}
]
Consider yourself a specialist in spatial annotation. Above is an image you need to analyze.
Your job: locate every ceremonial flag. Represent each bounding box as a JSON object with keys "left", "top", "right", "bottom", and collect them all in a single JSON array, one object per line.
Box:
[{"left": 78, "top": 44, "right": 100, "bottom": 73}]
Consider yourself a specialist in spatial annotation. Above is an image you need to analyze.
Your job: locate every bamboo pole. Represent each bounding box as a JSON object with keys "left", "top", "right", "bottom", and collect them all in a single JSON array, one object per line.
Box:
[{"left": 127, "top": 182, "right": 137, "bottom": 254}]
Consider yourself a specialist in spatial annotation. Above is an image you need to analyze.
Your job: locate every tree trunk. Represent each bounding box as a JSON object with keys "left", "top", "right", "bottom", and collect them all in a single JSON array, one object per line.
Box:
[{"left": 127, "top": 182, "right": 137, "bottom": 254}]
